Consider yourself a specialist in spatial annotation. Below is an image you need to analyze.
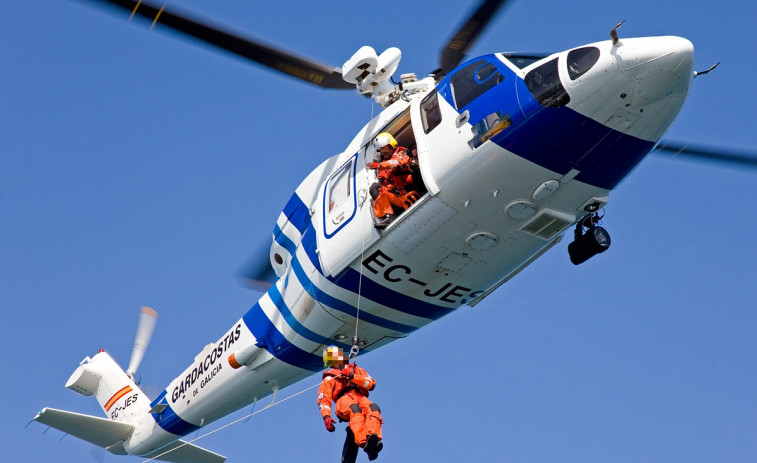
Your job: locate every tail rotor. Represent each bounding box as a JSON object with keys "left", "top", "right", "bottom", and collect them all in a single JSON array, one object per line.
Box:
[{"left": 125, "top": 306, "right": 158, "bottom": 382}]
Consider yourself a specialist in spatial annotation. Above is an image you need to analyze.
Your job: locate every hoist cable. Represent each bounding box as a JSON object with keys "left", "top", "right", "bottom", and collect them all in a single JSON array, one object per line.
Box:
[
  {"left": 351, "top": 100, "right": 378, "bottom": 361},
  {"left": 140, "top": 382, "right": 320, "bottom": 462}
]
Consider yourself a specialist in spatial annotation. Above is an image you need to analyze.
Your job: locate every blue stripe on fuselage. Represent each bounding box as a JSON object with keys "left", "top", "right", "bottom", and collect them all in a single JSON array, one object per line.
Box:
[
  {"left": 149, "top": 391, "right": 201, "bottom": 437},
  {"left": 298, "top": 219, "right": 452, "bottom": 322},
  {"left": 153, "top": 404, "right": 200, "bottom": 436},
  {"left": 281, "top": 193, "right": 311, "bottom": 235},
  {"left": 273, "top": 224, "right": 297, "bottom": 255},
  {"left": 495, "top": 80, "right": 654, "bottom": 190},
  {"left": 242, "top": 297, "right": 324, "bottom": 372},
  {"left": 331, "top": 267, "right": 456, "bottom": 321},
  {"left": 289, "top": 252, "right": 419, "bottom": 334},
  {"left": 267, "top": 283, "right": 351, "bottom": 350},
  {"left": 301, "top": 226, "right": 323, "bottom": 274}
]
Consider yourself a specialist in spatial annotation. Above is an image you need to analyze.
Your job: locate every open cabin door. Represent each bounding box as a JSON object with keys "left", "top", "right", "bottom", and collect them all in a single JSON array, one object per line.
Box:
[{"left": 317, "top": 152, "right": 376, "bottom": 277}]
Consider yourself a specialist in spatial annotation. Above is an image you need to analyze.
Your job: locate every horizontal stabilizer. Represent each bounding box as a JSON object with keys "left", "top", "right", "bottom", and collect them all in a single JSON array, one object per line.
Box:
[
  {"left": 34, "top": 407, "right": 133, "bottom": 452},
  {"left": 35, "top": 407, "right": 226, "bottom": 462},
  {"left": 143, "top": 439, "right": 227, "bottom": 463}
]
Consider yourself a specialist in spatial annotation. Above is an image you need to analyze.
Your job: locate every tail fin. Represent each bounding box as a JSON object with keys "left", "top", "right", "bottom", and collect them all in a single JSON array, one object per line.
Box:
[
  {"left": 36, "top": 350, "right": 227, "bottom": 462},
  {"left": 65, "top": 350, "right": 152, "bottom": 422}
]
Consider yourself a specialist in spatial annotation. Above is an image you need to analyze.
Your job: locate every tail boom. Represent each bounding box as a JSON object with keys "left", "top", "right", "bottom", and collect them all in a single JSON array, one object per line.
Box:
[{"left": 36, "top": 350, "right": 226, "bottom": 462}]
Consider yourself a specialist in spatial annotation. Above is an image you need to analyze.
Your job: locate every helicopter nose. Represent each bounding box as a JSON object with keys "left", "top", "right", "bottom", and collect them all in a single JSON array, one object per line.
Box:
[
  {"left": 562, "top": 35, "right": 695, "bottom": 143},
  {"left": 615, "top": 36, "right": 694, "bottom": 107}
]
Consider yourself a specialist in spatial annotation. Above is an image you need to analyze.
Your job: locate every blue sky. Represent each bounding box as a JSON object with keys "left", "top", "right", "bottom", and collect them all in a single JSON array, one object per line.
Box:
[{"left": 3, "top": 0, "right": 757, "bottom": 462}]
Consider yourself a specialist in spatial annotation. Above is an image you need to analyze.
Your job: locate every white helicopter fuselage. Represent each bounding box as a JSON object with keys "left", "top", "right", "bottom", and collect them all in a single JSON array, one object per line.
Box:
[{"left": 40, "top": 35, "right": 695, "bottom": 460}]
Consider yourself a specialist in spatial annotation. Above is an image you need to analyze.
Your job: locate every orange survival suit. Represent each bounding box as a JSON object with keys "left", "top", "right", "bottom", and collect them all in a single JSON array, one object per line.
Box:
[
  {"left": 318, "top": 362, "right": 383, "bottom": 449},
  {"left": 368, "top": 146, "right": 420, "bottom": 220}
]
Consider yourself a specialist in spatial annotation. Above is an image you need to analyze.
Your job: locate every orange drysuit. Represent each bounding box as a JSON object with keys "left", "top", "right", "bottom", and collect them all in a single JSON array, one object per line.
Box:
[
  {"left": 317, "top": 363, "right": 383, "bottom": 446},
  {"left": 370, "top": 147, "right": 419, "bottom": 218}
]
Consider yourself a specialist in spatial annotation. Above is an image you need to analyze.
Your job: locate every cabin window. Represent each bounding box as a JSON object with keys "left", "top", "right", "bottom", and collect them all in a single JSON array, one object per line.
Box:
[
  {"left": 567, "top": 47, "right": 600, "bottom": 80},
  {"left": 470, "top": 111, "right": 512, "bottom": 148},
  {"left": 450, "top": 59, "right": 505, "bottom": 109},
  {"left": 420, "top": 90, "right": 442, "bottom": 134},
  {"left": 524, "top": 58, "right": 570, "bottom": 108},
  {"left": 327, "top": 160, "right": 352, "bottom": 213}
]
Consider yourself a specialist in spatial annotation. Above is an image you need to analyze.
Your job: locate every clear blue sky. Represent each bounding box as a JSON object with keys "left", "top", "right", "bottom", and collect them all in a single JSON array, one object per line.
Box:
[{"left": 3, "top": 1, "right": 756, "bottom": 462}]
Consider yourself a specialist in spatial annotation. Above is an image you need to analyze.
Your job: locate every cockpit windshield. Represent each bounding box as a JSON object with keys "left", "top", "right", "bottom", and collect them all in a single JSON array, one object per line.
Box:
[
  {"left": 501, "top": 53, "right": 547, "bottom": 69},
  {"left": 567, "top": 47, "right": 600, "bottom": 80},
  {"left": 524, "top": 58, "right": 570, "bottom": 108}
]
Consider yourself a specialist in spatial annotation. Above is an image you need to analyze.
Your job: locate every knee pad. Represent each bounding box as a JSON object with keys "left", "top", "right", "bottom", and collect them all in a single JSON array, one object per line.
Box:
[
  {"left": 369, "top": 403, "right": 381, "bottom": 413},
  {"left": 349, "top": 404, "right": 362, "bottom": 414}
]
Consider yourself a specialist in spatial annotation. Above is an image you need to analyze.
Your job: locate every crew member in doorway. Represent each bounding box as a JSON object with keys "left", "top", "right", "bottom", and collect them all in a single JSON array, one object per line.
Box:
[
  {"left": 367, "top": 132, "right": 420, "bottom": 229},
  {"left": 318, "top": 346, "right": 384, "bottom": 462}
]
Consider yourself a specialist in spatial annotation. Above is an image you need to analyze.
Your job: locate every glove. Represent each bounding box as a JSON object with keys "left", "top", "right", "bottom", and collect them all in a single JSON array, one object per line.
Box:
[
  {"left": 341, "top": 366, "right": 353, "bottom": 377},
  {"left": 324, "top": 415, "right": 336, "bottom": 432}
]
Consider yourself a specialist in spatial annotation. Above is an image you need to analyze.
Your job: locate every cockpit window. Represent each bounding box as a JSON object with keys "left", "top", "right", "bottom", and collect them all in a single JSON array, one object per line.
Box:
[
  {"left": 475, "top": 62, "right": 498, "bottom": 82},
  {"left": 524, "top": 58, "right": 570, "bottom": 108},
  {"left": 450, "top": 59, "right": 505, "bottom": 109},
  {"left": 567, "top": 47, "right": 600, "bottom": 80}
]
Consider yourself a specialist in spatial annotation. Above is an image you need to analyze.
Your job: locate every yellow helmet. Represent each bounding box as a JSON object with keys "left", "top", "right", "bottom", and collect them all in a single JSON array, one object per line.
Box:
[
  {"left": 323, "top": 345, "right": 346, "bottom": 367},
  {"left": 374, "top": 132, "right": 397, "bottom": 150}
]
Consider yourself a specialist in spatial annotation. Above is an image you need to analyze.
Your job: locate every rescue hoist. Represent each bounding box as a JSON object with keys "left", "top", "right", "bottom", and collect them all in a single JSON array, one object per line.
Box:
[{"left": 349, "top": 336, "right": 360, "bottom": 362}]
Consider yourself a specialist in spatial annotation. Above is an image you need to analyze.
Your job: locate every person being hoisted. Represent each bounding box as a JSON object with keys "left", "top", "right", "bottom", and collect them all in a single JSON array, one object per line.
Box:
[
  {"left": 366, "top": 132, "right": 420, "bottom": 229},
  {"left": 318, "top": 345, "right": 384, "bottom": 462}
]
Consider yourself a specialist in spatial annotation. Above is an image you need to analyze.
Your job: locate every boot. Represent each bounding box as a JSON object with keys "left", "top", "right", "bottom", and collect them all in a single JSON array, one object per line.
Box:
[
  {"left": 364, "top": 433, "right": 383, "bottom": 461},
  {"left": 373, "top": 214, "right": 395, "bottom": 229}
]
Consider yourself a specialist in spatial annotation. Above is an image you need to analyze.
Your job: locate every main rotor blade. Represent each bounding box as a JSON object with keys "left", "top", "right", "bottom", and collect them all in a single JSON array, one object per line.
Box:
[
  {"left": 437, "top": 0, "right": 511, "bottom": 76},
  {"left": 78, "top": 0, "right": 353, "bottom": 89},
  {"left": 653, "top": 140, "right": 757, "bottom": 170}
]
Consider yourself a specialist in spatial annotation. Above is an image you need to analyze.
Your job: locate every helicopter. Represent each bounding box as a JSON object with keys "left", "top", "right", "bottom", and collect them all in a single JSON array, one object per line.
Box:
[{"left": 21, "top": 0, "right": 757, "bottom": 462}]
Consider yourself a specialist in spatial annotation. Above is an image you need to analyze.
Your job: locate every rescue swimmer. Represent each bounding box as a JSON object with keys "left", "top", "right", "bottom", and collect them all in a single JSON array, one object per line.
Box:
[{"left": 318, "top": 346, "right": 384, "bottom": 462}]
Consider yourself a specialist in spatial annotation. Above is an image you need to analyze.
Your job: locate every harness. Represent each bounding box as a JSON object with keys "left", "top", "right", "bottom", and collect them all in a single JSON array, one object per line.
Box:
[
  {"left": 324, "top": 367, "right": 368, "bottom": 401},
  {"left": 335, "top": 384, "right": 360, "bottom": 401}
]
